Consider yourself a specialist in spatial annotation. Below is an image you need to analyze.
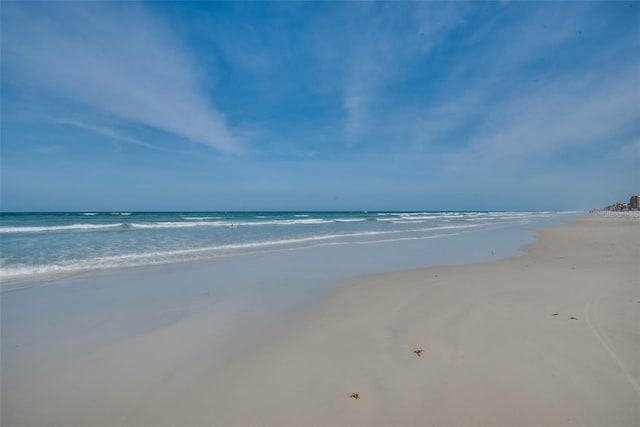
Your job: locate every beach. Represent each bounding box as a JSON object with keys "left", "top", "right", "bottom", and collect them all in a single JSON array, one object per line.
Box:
[
  {"left": 3, "top": 1, "right": 639, "bottom": 425},
  {"left": 1, "top": 213, "right": 638, "bottom": 426}
]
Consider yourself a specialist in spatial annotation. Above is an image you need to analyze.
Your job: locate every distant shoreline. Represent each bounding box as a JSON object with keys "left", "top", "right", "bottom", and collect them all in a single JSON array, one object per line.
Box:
[{"left": 589, "top": 210, "right": 640, "bottom": 218}]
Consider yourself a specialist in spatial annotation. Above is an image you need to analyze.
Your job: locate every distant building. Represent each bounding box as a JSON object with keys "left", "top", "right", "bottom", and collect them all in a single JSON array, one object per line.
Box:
[{"left": 630, "top": 195, "right": 640, "bottom": 210}]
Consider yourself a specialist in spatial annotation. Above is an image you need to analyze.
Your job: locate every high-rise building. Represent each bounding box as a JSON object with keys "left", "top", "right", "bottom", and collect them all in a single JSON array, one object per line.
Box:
[{"left": 630, "top": 195, "right": 640, "bottom": 210}]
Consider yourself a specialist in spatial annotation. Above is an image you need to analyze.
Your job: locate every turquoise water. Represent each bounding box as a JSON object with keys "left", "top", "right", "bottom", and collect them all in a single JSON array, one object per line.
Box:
[{"left": 0, "top": 211, "right": 578, "bottom": 283}]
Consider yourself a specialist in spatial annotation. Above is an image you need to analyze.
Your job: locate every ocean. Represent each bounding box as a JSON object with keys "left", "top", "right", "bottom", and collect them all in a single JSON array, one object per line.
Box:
[{"left": 0, "top": 211, "right": 578, "bottom": 285}]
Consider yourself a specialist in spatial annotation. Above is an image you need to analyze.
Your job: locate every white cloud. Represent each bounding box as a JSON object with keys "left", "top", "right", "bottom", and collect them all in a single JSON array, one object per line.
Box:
[
  {"left": 366, "top": 3, "right": 638, "bottom": 169},
  {"left": 54, "top": 120, "right": 161, "bottom": 151},
  {"left": 469, "top": 68, "right": 640, "bottom": 159},
  {"left": 2, "top": 3, "right": 241, "bottom": 154}
]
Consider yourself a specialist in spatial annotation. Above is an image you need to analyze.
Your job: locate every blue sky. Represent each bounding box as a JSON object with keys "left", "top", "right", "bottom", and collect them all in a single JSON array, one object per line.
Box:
[{"left": 1, "top": 1, "right": 638, "bottom": 211}]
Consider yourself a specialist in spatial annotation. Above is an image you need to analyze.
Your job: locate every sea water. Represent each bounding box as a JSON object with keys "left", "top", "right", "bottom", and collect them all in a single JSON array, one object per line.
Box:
[{"left": 0, "top": 211, "right": 579, "bottom": 285}]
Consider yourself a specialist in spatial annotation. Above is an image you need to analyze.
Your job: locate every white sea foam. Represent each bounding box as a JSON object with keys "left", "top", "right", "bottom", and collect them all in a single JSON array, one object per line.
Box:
[
  {"left": 376, "top": 214, "right": 439, "bottom": 222},
  {"left": 0, "top": 223, "right": 489, "bottom": 282},
  {"left": 0, "top": 218, "right": 337, "bottom": 233},
  {"left": 182, "top": 216, "right": 223, "bottom": 220},
  {"left": 392, "top": 219, "right": 446, "bottom": 224},
  {"left": 134, "top": 218, "right": 334, "bottom": 228},
  {"left": 0, "top": 223, "right": 125, "bottom": 233},
  {"left": 235, "top": 218, "right": 332, "bottom": 226},
  {"left": 1, "top": 211, "right": 559, "bottom": 235},
  {"left": 130, "top": 221, "right": 227, "bottom": 229},
  {"left": 1, "top": 211, "right": 576, "bottom": 284}
]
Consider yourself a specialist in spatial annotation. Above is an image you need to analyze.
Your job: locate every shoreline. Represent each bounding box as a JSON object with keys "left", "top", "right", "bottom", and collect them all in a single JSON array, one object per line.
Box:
[
  {"left": 2, "top": 213, "right": 638, "bottom": 426},
  {"left": 0, "top": 211, "right": 573, "bottom": 288},
  {"left": 1, "top": 217, "right": 547, "bottom": 292}
]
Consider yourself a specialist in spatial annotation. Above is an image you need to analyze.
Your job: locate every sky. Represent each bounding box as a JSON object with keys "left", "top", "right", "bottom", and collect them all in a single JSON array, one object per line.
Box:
[{"left": 1, "top": 1, "right": 638, "bottom": 212}]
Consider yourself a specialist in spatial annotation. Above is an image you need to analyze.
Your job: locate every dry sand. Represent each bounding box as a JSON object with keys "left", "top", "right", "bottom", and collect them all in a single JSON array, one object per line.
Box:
[{"left": 2, "top": 214, "right": 639, "bottom": 426}]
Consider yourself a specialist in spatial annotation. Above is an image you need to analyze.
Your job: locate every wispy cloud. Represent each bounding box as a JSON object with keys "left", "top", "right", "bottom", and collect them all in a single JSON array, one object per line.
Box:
[
  {"left": 55, "top": 119, "right": 161, "bottom": 151},
  {"left": 334, "top": 3, "right": 469, "bottom": 145},
  {"left": 2, "top": 2, "right": 241, "bottom": 154},
  {"left": 439, "top": 6, "right": 639, "bottom": 170},
  {"left": 343, "top": 3, "right": 638, "bottom": 165}
]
